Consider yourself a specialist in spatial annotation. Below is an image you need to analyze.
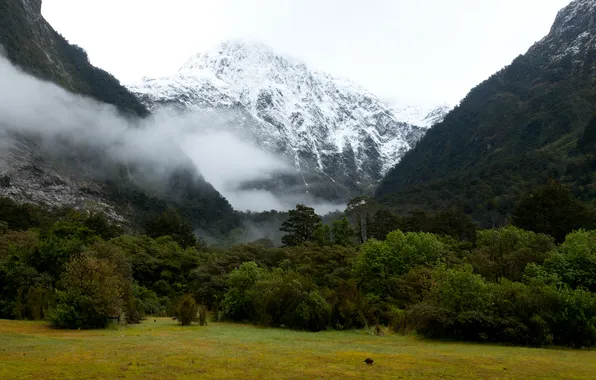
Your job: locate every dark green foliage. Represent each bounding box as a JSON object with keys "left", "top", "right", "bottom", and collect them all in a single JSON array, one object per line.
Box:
[
  {"left": 470, "top": 226, "right": 556, "bottom": 283},
  {"left": 578, "top": 116, "right": 596, "bottom": 153},
  {"left": 211, "top": 299, "right": 220, "bottom": 322},
  {"left": 312, "top": 223, "right": 332, "bottom": 246},
  {"left": 249, "top": 269, "right": 330, "bottom": 331},
  {"left": 13, "top": 286, "right": 55, "bottom": 321},
  {"left": 512, "top": 181, "right": 595, "bottom": 243},
  {"left": 47, "top": 254, "right": 125, "bottom": 329},
  {"left": 409, "top": 265, "right": 596, "bottom": 348},
  {"left": 2, "top": 200, "right": 596, "bottom": 347},
  {"left": 0, "top": 197, "right": 46, "bottom": 231},
  {"left": 345, "top": 196, "right": 376, "bottom": 243},
  {"left": 285, "top": 243, "right": 357, "bottom": 288},
  {"left": 369, "top": 209, "right": 401, "bottom": 240},
  {"left": 280, "top": 204, "right": 321, "bottom": 247},
  {"left": 133, "top": 284, "right": 162, "bottom": 316},
  {"left": 198, "top": 304, "right": 208, "bottom": 326},
  {"left": 144, "top": 207, "right": 197, "bottom": 248},
  {"left": 331, "top": 217, "right": 356, "bottom": 246},
  {"left": 83, "top": 212, "right": 122, "bottom": 240},
  {"left": 311, "top": 218, "right": 355, "bottom": 247},
  {"left": 177, "top": 294, "right": 198, "bottom": 326},
  {"left": 189, "top": 244, "right": 288, "bottom": 307},
  {"left": 328, "top": 279, "right": 370, "bottom": 330},
  {"left": 399, "top": 208, "right": 479, "bottom": 242},
  {"left": 32, "top": 221, "right": 99, "bottom": 280}
]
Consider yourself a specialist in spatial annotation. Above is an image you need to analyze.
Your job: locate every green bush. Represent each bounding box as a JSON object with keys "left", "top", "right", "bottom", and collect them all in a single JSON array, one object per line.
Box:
[
  {"left": 222, "top": 262, "right": 263, "bottom": 322},
  {"left": 198, "top": 304, "right": 208, "bottom": 326},
  {"left": 328, "top": 279, "right": 370, "bottom": 330},
  {"left": 177, "top": 294, "right": 198, "bottom": 326},
  {"left": 47, "top": 254, "right": 124, "bottom": 329}
]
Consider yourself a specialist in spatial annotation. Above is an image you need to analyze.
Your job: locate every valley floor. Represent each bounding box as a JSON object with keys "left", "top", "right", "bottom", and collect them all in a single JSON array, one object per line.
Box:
[{"left": 0, "top": 319, "right": 594, "bottom": 379}]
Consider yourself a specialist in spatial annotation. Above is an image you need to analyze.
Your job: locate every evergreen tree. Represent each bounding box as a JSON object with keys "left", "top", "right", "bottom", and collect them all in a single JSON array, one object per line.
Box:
[
  {"left": 280, "top": 205, "right": 321, "bottom": 247},
  {"left": 144, "top": 207, "right": 197, "bottom": 248},
  {"left": 312, "top": 223, "right": 332, "bottom": 246},
  {"left": 512, "top": 181, "right": 595, "bottom": 243},
  {"left": 331, "top": 217, "right": 355, "bottom": 246},
  {"left": 369, "top": 209, "right": 401, "bottom": 240},
  {"left": 345, "top": 196, "right": 377, "bottom": 243}
]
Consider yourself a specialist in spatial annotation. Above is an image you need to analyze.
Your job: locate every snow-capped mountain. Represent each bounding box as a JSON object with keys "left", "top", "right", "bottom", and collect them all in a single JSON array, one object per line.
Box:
[
  {"left": 391, "top": 103, "right": 451, "bottom": 129},
  {"left": 128, "top": 40, "right": 438, "bottom": 200},
  {"left": 530, "top": 0, "right": 596, "bottom": 61}
]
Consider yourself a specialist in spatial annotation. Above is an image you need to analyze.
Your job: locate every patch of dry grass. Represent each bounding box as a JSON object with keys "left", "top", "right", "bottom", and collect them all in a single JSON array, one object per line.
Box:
[{"left": 0, "top": 318, "right": 594, "bottom": 379}]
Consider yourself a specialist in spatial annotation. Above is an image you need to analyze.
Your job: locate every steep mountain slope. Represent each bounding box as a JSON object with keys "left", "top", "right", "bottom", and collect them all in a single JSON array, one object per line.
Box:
[
  {"left": 0, "top": 0, "right": 239, "bottom": 235},
  {"left": 0, "top": 0, "right": 147, "bottom": 117},
  {"left": 128, "top": 40, "right": 443, "bottom": 200},
  {"left": 376, "top": 0, "right": 596, "bottom": 225}
]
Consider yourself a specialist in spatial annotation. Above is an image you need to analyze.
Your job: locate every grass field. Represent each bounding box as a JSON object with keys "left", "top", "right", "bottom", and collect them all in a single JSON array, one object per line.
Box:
[{"left": 1, "top": 319, "right": 595, "bottom": 379}]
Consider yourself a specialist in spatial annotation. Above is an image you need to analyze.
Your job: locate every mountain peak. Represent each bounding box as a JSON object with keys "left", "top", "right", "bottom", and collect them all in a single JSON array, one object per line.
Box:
[
  {"left": 547, "top": 0, "right": 596, "bottom": 41},
  {"left": 128, "top": 41, "right": 437, "bottom": 202},
  {"left": 179, "top": 39, "right": 304, "bottom": 77}
]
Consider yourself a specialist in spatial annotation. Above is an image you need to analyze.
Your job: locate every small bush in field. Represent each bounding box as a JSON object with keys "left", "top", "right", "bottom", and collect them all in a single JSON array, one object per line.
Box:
[
  {"left": 177, "top": 294, "right": 197, "bottom": 326},
  {"left": 198, "top": 304, "right": 208, "bottom": 326}
]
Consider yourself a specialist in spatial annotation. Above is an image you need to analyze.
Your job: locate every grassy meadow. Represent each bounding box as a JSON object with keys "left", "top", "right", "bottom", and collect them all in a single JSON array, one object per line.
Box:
[{"left": 1, "top": 318, "right": 595, "bottom": 379}]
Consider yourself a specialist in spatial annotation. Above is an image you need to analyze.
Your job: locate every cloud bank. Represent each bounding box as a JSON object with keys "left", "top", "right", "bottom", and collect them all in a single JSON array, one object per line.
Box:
[{"left": 0, "top": 55, "right": 342, "bottom": 214}]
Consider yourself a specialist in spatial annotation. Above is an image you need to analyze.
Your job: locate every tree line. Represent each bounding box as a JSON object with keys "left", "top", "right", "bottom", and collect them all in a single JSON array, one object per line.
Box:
[{"left": 0, "top": 181, "right": 595, "bottom": 348}]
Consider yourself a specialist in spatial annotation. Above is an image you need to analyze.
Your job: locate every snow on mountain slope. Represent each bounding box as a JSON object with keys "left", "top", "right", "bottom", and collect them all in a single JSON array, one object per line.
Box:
[
  {"left": 391, "top": 102, "right": 452, "bottom": 129},
  {"left": 128, "top": 40, "right": 436, "bottom": 200},
  {"left": 531, "top": 0, "right": 596, "bottom": 61}
]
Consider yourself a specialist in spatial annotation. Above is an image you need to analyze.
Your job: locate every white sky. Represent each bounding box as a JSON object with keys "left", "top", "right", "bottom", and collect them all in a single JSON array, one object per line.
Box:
[{"left": 42, "top": 0, "right": 571, "bottom": 105}]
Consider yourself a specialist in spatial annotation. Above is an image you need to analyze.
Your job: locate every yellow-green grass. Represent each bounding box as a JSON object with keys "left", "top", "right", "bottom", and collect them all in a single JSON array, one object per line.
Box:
[{"left": 0, "top": 319, "right": 595, "bottom": 380}]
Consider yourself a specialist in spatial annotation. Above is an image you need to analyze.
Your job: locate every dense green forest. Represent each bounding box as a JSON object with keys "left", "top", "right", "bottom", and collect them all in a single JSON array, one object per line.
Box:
[{"left": 2, "top": 181, "right": 595, "bottom": 348}]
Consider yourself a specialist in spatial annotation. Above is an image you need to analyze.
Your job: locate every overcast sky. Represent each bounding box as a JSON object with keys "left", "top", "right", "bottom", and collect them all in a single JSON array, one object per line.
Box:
[{"left": 42, "top": 0, "right": 571, "bottom": 106}]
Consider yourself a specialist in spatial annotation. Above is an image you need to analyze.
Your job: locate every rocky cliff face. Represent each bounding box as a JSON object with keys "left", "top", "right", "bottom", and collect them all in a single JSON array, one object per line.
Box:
[{"left": 128, "top": 40, "right": 447, "bottom": 201}]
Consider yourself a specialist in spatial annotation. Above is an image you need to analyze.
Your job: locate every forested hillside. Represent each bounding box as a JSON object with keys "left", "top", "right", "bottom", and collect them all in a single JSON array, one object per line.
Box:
[
  {"left": 376, "top": 0, "right": 596, "bottom": 226},
  {"left": 0, "top": 0, "right": 147, "bottom": 116}
]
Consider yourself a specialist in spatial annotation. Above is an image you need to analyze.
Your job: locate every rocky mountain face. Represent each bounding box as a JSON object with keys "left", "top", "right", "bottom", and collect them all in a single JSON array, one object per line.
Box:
[
  {"left": 0, "top": 0, "right": 239, "bottom": 235},
  {"left": 376, "top": 0, "right": 596, "bottom": 226},
  {"left": 128, "top": 40, "right": 448, "bottom": 201}
]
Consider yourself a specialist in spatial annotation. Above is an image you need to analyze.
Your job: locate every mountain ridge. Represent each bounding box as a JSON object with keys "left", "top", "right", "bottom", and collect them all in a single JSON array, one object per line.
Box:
[
  {"left": 375, "top": 0, "right": 596, "bottom": 226},
  {"left": 128, "top": 39, "right": 449, "bottom": 202}
]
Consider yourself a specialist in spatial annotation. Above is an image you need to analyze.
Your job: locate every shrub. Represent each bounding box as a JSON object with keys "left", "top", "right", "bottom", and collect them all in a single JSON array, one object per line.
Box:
[
  {"left": 222, "top": 262, "right": 263, "bottom": 322},
  {"left": 177, "top": 294, "right": 198, "bottom": 326},
  {"left": 328, "top": 279, "right": 370, "bottom": 330},
  {"left": 353, "top": 231, "right": 445, "bottom": 299},
  {"left": 211, "top": 299, "right": 220, "bottom": 322},
  {"left": 47, "top": 254, "right": 124, "bottom": 329},
  {"left": 198, "top": 304, "right": 208, "bottom": 326},
  {"left": 388, "top": 307, "right": 407, "bottom": 335}
]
